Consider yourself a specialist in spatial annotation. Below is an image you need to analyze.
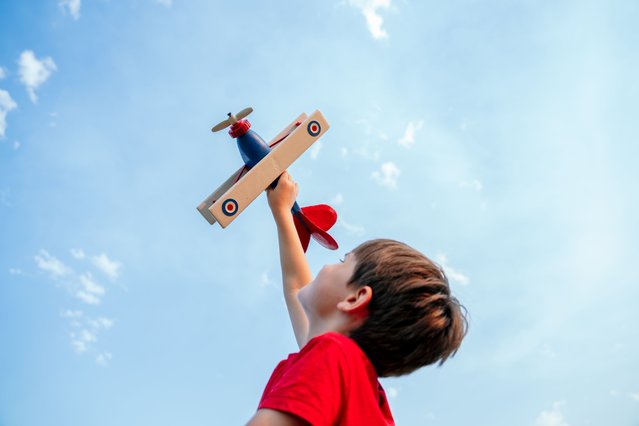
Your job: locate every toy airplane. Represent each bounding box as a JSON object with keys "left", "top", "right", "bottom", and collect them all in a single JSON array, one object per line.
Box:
[{"left": 197, "top": 107, "right": 338, "bottom": 251}]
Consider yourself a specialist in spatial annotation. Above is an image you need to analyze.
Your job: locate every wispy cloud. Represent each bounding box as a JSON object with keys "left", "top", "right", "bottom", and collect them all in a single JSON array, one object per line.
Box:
[
  {"left": 435, "top": 253, "right": 470, "bottom": 286},
  {"left": 0, "top": 67, "right": 6, "bottom": 79},
  {"left": 535, "top": 401, "right": 569, "bottom": 426},
  {"left": 61, "top": 310, "right": 115, "bottom": 363},
  {"left": 155, "top": 0, "right": 172, "bottom": 6},
  {"left": 397, "top": 120, "right": 423, "bottom": 148},
  {"left": 9, "top": 268, "right": 22, "bottom": 275},
  {"left": 36, "top": 249, "right": 123, "bottom": 304},
  {"left": 35, "top": 250, "right": 72, "bottom": 279},
  {"left": 260, "top": 272, "right": 276, "bottom": 288},
  {"left": 70, "top": 328, "right": 96, "bottom": 353},
  {"left": 347, "top": 0, "right": 393, "bottom": 40},
  {"left": 386, "top": 386, "right": 398, "bottom": 399},
  {"left": 0, "top": 89, "right": 17, "bottom": 138},
  {"left": 95, "top": 352, "right": 112, "bottom": 366},
  {"left": 310, "top": 140, "right": 323, "bottom": 160},
  {"left": 371, "top": 161, "right": 400, "bottom": 189},
  {"left": 629, "top": 393, "right": 639, "bottom": 402},
  {"left": 331, "top": 193, "right": 344, "bottom": 206},
  {"left": 70, "top": 248, "right": 85, "bottom": 259},
  {"left": 459, "top": 179, "right": 483, "bottom": 192},
  {"left": 59, "top": 0, "right": 81, "bottom": 20},
  {"left": 77, "top": 272, "right": 106, "bottom": 305},
  {"left": 92, "top": 253, "right": 121, "bottom": 280},
  {"left": 18, "top": 50, "right": 57, "bottom": 103},
  {"left": 338, "top": 217, "right": 365, "bottom": 236}
]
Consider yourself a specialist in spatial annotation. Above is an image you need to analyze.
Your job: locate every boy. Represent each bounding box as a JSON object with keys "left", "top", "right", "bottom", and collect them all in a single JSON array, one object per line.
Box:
[{"left": 246, "top": 172, "right": 467, "bottom": 426}]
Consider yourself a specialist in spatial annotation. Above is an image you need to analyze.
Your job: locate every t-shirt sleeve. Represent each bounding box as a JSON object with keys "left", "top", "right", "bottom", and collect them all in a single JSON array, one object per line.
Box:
[{"left": 258, "top": 335, "right": 349, "bottom": 426}]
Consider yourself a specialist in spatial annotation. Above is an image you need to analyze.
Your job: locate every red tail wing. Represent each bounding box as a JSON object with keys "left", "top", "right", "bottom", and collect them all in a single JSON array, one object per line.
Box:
[
  {"left": 300, "top": 204, "right": 337, "bottom": 230},
  {"left": 293, "top": 214, "right": 311, "bottom": 252},
  {"left": 294, "top": 204, "right": 339, "bottom": 251}
]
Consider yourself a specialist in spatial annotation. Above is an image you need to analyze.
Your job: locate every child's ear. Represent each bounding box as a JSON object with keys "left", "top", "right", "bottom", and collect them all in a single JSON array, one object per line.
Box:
[{"left": 337, "top": 286, "right": 372, "bottom": 314}]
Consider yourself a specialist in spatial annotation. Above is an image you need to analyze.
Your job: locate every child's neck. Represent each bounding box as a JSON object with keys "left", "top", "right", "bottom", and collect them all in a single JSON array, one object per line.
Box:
[{"left": 305, "top": 314, "right": 354, "bottom": 345}]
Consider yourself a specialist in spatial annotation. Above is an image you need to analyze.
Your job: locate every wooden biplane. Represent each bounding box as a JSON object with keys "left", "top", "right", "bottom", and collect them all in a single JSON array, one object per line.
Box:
[{"left": 196, "top": 108, "right": 338, "bottom": 251}]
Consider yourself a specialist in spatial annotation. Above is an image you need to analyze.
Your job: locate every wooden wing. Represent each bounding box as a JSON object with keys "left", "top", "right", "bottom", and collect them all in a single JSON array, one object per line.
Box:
[
  {"left": 208, "top": 110, "right": 330, "bottom": 228},
  {"left": 197, "top": 165, "right": 248, "bottom": 225}
]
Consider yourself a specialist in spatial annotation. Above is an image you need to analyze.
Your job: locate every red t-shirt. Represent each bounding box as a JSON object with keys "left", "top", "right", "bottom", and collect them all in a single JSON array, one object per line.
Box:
[{"left": 258, "top": 332, "right": 395, "bottom": 426}]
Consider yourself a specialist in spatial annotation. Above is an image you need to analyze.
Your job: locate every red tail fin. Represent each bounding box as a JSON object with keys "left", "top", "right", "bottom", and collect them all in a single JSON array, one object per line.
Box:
[{"left": 293, "top": 204, "right": 339, "bottom": 252}]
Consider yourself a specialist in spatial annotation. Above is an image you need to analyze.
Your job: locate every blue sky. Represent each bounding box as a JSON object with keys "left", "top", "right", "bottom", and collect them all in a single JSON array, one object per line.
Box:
[{"left": 1, "top": 0, "right": 638, "bottom": 425}]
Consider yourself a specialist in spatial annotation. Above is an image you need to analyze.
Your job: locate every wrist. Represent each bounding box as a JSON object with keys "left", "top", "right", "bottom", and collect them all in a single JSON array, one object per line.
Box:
[{"left": 272, "top": 207, "right": 292, "bottom": 223}]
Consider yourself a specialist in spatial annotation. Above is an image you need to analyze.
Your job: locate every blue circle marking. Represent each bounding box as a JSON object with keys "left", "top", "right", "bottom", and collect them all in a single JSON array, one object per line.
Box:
[
  {"left": 307, "top": 120, "right": 321, "bottom": 137},
  {"left": 222, "top": 198, "right": 239, "bottom": 216}
]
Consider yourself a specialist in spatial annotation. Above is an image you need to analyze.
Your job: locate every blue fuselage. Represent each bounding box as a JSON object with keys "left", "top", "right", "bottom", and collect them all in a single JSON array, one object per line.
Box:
[{"left": 237, "top": 129, "right": 271, "bottom": 169}]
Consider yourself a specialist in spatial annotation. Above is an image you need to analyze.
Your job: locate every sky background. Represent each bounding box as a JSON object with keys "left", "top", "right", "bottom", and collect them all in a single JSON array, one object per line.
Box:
[{"left": 1, "top": 0, "right": 638, "bottom": 425}]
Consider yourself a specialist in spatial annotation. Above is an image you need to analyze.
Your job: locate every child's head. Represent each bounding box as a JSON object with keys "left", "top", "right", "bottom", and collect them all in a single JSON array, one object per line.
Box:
[{"left": 346, "top": 239, "right": 468, "bottom": 377}]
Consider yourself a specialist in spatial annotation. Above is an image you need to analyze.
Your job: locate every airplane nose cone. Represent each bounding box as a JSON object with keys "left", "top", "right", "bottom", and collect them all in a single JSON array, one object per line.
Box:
[{"left": 229, "top": 120, "right": 251, "bottom": 138}]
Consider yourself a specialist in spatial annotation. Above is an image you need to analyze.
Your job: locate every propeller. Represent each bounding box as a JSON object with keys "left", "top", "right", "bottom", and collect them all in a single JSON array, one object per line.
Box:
[{"left": 211, "top": 107, "right": 253, "bottom": 132}]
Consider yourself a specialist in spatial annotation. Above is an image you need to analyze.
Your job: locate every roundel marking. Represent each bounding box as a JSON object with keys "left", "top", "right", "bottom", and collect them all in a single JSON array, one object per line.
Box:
[
  {"left": 307, "top": 120, "right": 321, "bottom": 137},
  {"left": 222, "top": 198, "right": 239, "bottom": 216}
]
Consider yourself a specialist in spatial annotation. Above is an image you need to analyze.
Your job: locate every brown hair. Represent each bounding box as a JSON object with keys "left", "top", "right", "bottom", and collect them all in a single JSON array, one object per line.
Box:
[{"left": 348, "top": 239, "right": 468, "bottom": 377}]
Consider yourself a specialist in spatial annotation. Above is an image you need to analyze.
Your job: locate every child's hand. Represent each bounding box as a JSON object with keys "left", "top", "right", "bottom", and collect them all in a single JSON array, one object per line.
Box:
[{"left": 267, "top": 171, "right": 298, "bottom": 218}]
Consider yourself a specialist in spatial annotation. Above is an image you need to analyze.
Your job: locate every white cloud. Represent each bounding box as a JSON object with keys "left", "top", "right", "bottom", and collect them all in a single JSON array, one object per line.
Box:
[
  {"left": 35, "top": 250, "right": 72, "bottom": 278},
  {"left": 18, "top": 50, "right": 57, "bottom": 103},
  {"left": 347, "top": 0, "right": 392, "bottom": 40},
  {"left": 310, "top": 140, "right": 323, "bottom": 160},
  {"left": 13, "top": 140, "right": 20, "bottom": 150},
  {"left": 76, "top": 291, "right": 100, "bottom": 305},
  {"left": 535, "top": 401, "right": 569, "bottom": 426},
  {"left": 0, "top": 89, "right": 17, "bottom": 138},
  {"left": 397, "top": 120, "right": 423, "bottom": 148},
  {"left": 338, "top": 217, "right": 366, "bottom": 236},
  {"left": 70, "top": 329, "right": 97, "bottom": 353},
  {"left": 70, "top": 248, "right": 85, "bottom": 259},
  {"left": 75, "top": 272, "right": 105, "bottom": 305},
  {"left": 92, "top": 253, "right": 121, "bottom": 280},
  {"left": 459, "top": 179, "right": 483, "bottom": 192},
  {"left": 371, "top": 161, "right": 400, "bottom": 189},
  {"left": 96, "top": 352, "right": 112, "bottom": 366},
  {"left": 61, "top": 309, "right": 83, "bottom": 318},
  {"left": 629, "top": 393, "right": 639, "bottom": 402},
  {"left": 0, "top": 67, "right": 6, "bottom": 79},
  {"left": 260, "top": 272, "right": 276, "bottom": 288},
  {"left": 435, "top": 253, "right": 470, "bottom": 286},
  {"left": 386, "top": 387, "right": 398, "bottom": 399},
  {"left": 331, "top": 193, "right": 344, "bottom": 206},
  {"left": 9, "top": 268, "right": 22, "bottom": 275},
  {"left": 340, "top": 147, "right": 349, "bottom": 157},
  {"left": 79, "top": 273, "right": 105, "bottom": 296},
  {"left": 95, "top": 317, "right": 114, "bottom": 330},
  {"left": 62, "top": 311, "right": 115, "bottom": 357},
  {"left": 59, "top": 0, "right": 81, "bottom": 20}
]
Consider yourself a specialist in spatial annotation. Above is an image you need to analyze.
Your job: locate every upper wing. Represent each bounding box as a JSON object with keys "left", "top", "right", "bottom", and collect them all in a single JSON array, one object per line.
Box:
[
  {"left": 196, "top": 165, "right": 248, "bottom": 225},
  {"left": 208, "top": 110, "right": 330, "bottom": 228},
  {"left": 268, "top": 113, "right": 307, "bottom": 147}
]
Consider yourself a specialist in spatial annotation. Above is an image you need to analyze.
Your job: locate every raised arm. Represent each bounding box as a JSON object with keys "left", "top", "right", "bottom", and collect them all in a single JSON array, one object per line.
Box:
[{"left": 266, "top": 172, "right": 311, "bottom": 348}]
